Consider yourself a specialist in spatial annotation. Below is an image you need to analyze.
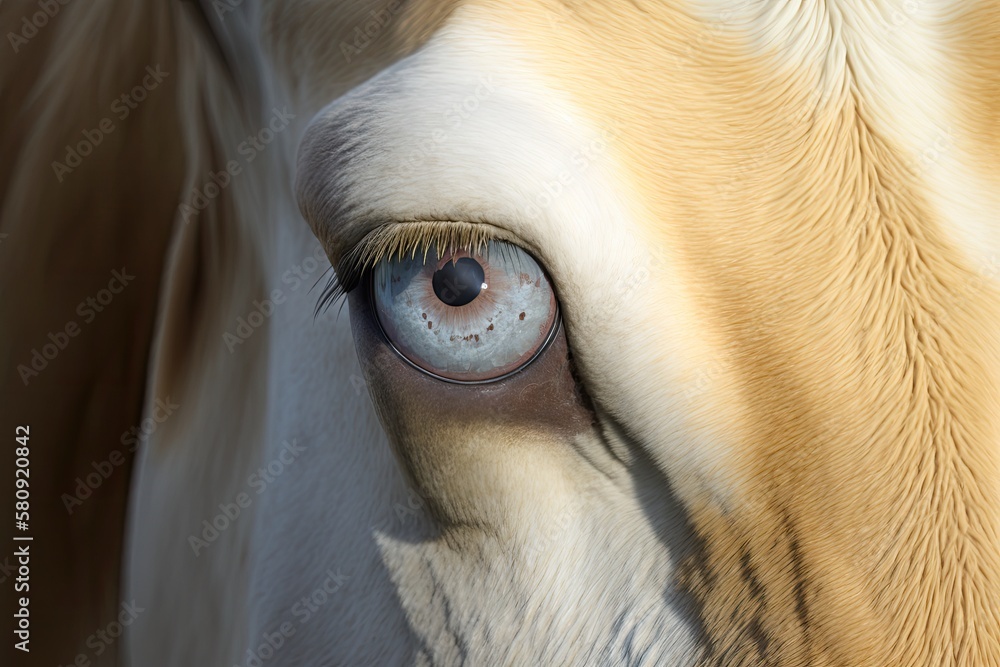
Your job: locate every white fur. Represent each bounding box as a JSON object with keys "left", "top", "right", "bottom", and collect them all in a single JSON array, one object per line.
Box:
[
  {"left": 298, "top": 17, "right": 751, "bottom": 505},
  {"left": 692, "top": 0, "right": 1000, "bottom": 284},
  {"left": 125, "top": 1, "right": 999, "bottom": 665}
]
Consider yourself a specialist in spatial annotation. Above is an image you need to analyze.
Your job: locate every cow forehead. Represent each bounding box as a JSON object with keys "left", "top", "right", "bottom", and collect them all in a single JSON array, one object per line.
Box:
[{"left": 278, "top": 0, "right": 1000, "bottom": 280}]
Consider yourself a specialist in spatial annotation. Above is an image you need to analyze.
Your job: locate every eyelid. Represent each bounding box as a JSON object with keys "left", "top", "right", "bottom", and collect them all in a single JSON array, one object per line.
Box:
[{"left": 316, "top": 220, "right": 528, "bottom": 313}]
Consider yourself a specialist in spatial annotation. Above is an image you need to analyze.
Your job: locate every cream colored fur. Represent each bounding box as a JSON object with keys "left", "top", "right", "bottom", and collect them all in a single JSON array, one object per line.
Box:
[{"left": 4, "top": 1, "right": 996, "bottom": 665}]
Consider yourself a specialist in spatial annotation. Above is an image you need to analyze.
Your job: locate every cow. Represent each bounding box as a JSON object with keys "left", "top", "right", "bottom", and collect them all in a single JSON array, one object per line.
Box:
[{"left": 2, "top": 1, "right": 998, "bottom": 665}]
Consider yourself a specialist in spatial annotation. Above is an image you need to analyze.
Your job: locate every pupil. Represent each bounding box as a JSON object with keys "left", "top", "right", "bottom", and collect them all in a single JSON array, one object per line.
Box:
[{"left": 432, "top": 257, "right": 485, "bottom": 307}]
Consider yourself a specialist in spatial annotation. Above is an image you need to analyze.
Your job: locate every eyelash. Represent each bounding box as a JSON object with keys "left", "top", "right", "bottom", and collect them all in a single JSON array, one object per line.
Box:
[{"left": 314, "top": 221, "right": 521, "bottom": 314}]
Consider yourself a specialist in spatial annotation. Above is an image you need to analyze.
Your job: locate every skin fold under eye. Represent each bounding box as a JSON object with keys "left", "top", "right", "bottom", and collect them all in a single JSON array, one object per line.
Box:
[{"left": 371, "top": 240, "right": 559, "bottom": 382}]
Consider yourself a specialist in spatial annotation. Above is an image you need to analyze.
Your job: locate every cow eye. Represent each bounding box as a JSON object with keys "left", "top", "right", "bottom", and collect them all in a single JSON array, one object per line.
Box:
[{"left": 371, "top": 241, "right": 559, "bottom": 383}]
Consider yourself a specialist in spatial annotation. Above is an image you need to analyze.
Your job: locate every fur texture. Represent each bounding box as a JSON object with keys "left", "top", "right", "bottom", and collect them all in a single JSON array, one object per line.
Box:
[{"left": 5, "top": 0, "right": 997, "bottom": 665}]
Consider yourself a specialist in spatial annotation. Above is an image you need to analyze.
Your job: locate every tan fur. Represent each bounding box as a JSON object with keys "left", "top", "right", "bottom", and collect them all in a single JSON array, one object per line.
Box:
[
  {"left": 8, "top": 0, "right": 998, "bottom": 664},
  {"left": 951, "top": 0, "right": 1000, "bottom": 206},
  {"left": 446, "top": 1, "right": 1000, "bottom": 664}
]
